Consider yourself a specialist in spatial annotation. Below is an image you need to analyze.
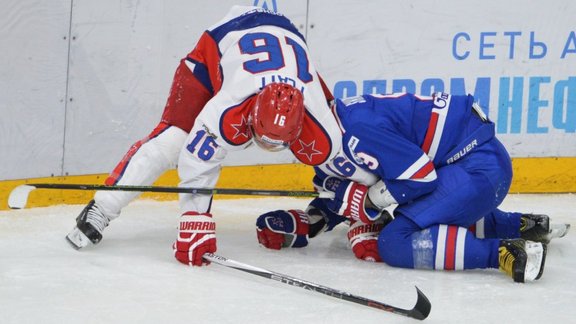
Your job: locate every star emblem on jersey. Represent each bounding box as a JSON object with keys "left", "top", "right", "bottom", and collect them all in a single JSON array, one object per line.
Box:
[
  {"left": 230, "top": 114, "right": 250, "bottom": 140},
  {"left": 296, "top": 139, "right": 322, "bottom": 162}
]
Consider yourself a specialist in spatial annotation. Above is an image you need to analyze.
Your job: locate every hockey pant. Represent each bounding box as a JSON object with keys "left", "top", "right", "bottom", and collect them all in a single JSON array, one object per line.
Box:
[
  {"left": 94, "top": 123, "right": 188, "bottom": 218},
  {"left": 377, "top": 137, "right": 515, "bottom": 270}
]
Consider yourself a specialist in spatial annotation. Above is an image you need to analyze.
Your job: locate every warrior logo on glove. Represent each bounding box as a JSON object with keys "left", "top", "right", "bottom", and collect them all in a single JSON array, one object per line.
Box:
[
  {"left": 347, "top": 219, "right": 388, "bottom": 262},
  {"left": 322, "top": 177, "right": 381, "bottom": 224},
  {"left": 174, "top": 212, "right": 217, "bottom": 266}
]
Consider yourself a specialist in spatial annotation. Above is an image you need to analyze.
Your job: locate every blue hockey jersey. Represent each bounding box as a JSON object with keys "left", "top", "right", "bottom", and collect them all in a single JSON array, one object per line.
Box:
[{"left": 330, "top": 92, "right": 495, "bottom": 205}]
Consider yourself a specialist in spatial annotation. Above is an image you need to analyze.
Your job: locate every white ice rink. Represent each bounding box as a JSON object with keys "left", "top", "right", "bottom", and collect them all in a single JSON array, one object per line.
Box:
[{"left": 1, "top": 194, "right": 575, "bottom": 324}]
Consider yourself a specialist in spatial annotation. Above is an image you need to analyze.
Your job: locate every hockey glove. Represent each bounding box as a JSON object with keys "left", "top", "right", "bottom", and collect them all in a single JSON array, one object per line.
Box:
[
  {"left": 173, "top": 211, "right": 216, "bottom": 266},
  {"left": 306, "top": 197, "right": 348, "bottom": 235},
  {"left": 256, "top": 210, "right": 310, "bottom": 250},
  {"left": 323, "top": 177, "right": 381, "bottom": 223},
  {"left": 347, "top": 217, "right": 388, "bottom": 262}
]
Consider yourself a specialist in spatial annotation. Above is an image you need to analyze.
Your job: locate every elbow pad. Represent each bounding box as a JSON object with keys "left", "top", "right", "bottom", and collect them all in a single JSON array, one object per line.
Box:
[{"left": 367, "top": 180, "right": 397, "bottom": 210}]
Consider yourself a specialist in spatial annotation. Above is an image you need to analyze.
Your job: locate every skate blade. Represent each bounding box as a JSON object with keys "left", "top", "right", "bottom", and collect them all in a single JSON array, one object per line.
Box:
[
  {"left": 66, "top": 227, "right": 92, "bottom": 250},
  {"left": 524, "top": 241, "right": 545, "bottom": 281},
  {"left": 549, "top": 223, "right": 570, "bottom": 240}
]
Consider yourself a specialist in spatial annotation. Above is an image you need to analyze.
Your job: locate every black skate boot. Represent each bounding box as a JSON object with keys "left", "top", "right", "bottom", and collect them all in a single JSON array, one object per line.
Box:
[
  {"left": 499, "top": 238, "right": 547, "bottom": 283},
  {"left": 66, "top": 200, "right": 110, "bottom": 250},
  {"left": 520, "top": 214, "right": 570, "bottom": 244}
]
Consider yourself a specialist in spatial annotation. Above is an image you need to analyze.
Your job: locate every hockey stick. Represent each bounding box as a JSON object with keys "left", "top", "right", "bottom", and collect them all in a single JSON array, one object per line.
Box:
[
  {"left": 203, "top": 253, "right": 431, "bottom": 320},
  {"left": 8, "top": 183, "right": 323, "bottom": 209}
]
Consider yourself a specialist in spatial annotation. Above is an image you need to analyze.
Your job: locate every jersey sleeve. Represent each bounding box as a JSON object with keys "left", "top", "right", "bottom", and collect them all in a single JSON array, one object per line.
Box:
[
  {"left": 177, "top": 124, "right": 228, "bottom": 214},
  {"left": 344, "top": 123, "right": 438, "bottom": 205}
]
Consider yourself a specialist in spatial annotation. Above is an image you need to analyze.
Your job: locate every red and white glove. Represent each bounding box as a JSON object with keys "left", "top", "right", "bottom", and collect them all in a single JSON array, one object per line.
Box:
[
  {"left": 324, "top": 177, "right": 381, "bottom": 223},
  {"left": 256, "top": 209, "right": 310, "bottom": 250},
  {"left": 347, "top": 219, "right": 386, "bottom": 262},
  {"left": 173, "top": 211, "right": 216, "bottom": 266}
]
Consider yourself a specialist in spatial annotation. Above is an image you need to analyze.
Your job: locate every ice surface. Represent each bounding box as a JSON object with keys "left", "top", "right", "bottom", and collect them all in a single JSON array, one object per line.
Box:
[{"left": 1, "top": 194, "right": 574, "bottom": 324}]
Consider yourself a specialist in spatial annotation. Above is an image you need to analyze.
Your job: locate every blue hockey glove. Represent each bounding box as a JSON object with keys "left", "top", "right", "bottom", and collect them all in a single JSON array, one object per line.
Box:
[
  {"left": 306, "top": 197, "right": 348, "bottom": 236},
  {"left": 256, "top": 210, "right": 309, "bottom": 250}
]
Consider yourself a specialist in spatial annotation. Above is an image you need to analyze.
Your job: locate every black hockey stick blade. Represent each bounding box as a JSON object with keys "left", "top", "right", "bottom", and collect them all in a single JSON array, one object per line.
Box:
[
  {"left": 8, "top": 183, "right": 324, "bottom": 209},
  {"left": 405, "top": 287, "right": 432, "bottom": 320},
  {"left": 203, "top": 253, "right": 431, "bottom": 320}
]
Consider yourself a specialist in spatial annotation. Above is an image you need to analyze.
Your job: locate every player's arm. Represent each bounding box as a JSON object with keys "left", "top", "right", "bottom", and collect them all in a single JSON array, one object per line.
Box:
[
  {"left": 174, "top": 124, "right": 227, "bottom": 266},
  {"left": 256, "top": 167, "right": 348, "bottom": 250},
  {"left": 322, "top": 125, "right": 438, "bottom": 222}
]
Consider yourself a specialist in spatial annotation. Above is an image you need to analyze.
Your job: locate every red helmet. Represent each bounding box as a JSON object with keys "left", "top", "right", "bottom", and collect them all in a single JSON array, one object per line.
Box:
[{"left": 250, "top": 83, "right": 304, "bottom": 152}]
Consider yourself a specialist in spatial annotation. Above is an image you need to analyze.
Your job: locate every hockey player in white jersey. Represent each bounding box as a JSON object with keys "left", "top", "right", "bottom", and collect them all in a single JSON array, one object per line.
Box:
[{"left": 66, "top": 6, "right": 342, "bottom": 267}]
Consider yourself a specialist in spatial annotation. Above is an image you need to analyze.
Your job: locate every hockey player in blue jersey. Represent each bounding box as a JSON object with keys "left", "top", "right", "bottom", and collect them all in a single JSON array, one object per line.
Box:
[{"left": 255, "top": 92, "right": 570, "bottom": 283}]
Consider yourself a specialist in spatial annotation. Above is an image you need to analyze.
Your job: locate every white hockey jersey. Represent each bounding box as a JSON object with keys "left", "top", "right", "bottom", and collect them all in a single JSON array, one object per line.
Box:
[{"left": 178, "top": 6, "right": 342, "bottom": 213}]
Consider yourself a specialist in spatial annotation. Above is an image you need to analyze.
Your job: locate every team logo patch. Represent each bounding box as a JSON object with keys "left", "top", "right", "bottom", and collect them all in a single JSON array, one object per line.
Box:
[
  {"left": 295, "top": 139, "right": 322, "bottom": 162},
  {"left": 432, "top": 92, "right": 451, "bottom": 109}
]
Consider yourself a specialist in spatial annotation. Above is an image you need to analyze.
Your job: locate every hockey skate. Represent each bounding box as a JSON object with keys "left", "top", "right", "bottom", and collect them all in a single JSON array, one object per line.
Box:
[
  {"left": 66, "top": 200, "right": 110, "bottom": 250},
  {"left": 499, "top": 238, "right": 547, "bottom": 283},
  {"left": 520, "top": 214, "right": 570, "bottom": 244}
]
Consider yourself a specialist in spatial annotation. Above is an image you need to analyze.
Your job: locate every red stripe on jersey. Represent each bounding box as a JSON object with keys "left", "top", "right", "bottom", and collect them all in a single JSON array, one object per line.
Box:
[
  {"left": 411, "top": 160, "right": 434, "bottom": 179},
  {"left": 421, "top": 111, "right": 439, "bottom": 154},
  {"left": 444, "top": 225, "right": 459, "bottom": 270},
  {"left": 187, "top": 32, "right": 223, "bottom": 94},
  {"left": 105, "top": 122, "right": 171, "bottom": 186}
]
